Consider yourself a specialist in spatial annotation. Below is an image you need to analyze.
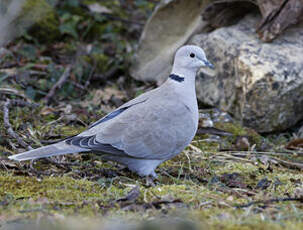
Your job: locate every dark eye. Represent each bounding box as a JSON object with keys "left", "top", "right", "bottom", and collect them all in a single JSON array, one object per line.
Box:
[{"left": 190, "top": 53, "right": 195, "bottom": 58}]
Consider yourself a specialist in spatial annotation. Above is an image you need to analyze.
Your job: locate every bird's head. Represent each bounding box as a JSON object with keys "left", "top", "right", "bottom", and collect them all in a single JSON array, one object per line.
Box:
[{"left": 173, "top": 45, "right": 214, "bottom": 73}]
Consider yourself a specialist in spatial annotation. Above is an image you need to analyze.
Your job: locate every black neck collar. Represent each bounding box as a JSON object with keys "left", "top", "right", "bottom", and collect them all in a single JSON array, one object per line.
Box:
[{"left": 169, "top": 74, "right": 184, "bottom": 82}]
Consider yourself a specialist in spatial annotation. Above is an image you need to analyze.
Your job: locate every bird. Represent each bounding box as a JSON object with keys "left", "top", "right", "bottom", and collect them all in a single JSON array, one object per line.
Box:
[{"left": 9, "top": 45, "right": 214, "bottom": 178}]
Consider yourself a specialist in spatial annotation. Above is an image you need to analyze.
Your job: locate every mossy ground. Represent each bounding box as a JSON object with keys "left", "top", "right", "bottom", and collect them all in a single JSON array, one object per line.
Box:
[
  {"left": 1, "top": 1, "right": 303, "bottom": 229},
  {"left": 1, "top": 110, "right": 303, "bottom": 229}
]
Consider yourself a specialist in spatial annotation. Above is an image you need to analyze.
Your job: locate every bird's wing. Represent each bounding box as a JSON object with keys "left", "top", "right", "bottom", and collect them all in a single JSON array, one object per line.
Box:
[
  {"left": 9, "top": 89, "right": 156, "bottom": 161},
  {"left": 66, "top": 90, "right": 196, "bottom": 160},
  {"left": 88, "top": 99, "right": 148, "bottom": 129},
  {"left": 87, "top": 87, "right": 157, "bottom": 129},
  {"left": 65, "top": 135, "right": 127, "bottom": 157}
]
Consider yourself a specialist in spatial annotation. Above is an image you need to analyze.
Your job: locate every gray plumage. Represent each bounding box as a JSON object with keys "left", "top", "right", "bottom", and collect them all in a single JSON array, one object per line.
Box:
[{"left": 9, "top": 45, "right": 213, "bottom": 177}]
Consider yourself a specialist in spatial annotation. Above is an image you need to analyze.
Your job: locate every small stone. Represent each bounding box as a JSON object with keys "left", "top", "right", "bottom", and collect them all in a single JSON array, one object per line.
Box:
[
  {"left": 235, "top": 136, "right": 250, "bottom": 151},
  {"left": 255, "top": 178, "right": 271, "bottom": 190},
  {"left": 294, "top": 187, "right": 303, "bottom": 199}
]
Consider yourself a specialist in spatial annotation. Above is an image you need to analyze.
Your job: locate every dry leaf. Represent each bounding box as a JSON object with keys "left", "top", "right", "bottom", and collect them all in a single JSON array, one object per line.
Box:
[
  {"left": 40, "top": 107, "right": 56, "bottom": 115},
  {"left": 88, "top": 3, "right": 112, "bottom": 14},
  {"left": 285, "top": 138, "right": 303, "bottom": 150}
]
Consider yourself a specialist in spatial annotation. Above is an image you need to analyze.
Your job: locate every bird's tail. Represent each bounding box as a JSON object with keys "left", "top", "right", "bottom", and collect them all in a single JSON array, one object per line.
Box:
[{"left": 8, "top": 142, "right": 89, "bottom": 161}]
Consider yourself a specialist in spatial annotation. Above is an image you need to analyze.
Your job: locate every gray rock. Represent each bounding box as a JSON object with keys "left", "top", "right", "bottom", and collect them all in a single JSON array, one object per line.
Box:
[
  {"left": 191, "top": 14, "right": 303, "bottom": 133},
  {"left": 130, "top": 0, "right": 207, "bottom": 84},
  {"left": 298, "top": 124, "right": 303, "bottom": 138}
]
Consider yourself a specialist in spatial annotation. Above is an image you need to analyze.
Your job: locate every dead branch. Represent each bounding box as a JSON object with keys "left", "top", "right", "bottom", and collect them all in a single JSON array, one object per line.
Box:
[
  {"left": 272, "top": 157, "right": 303, "bottom": 170},
  {"left": 221, "top": 150, "right": 303, "bottom": 157},
  {"left": 227, "top": 151, "right": 303, "bottom": 169},
  {"left": 69, "top": 81, "right": 88, "bottom": 92},
  {"left": 43, "top": 65, "right": 72, "bottom": 104},
  {"left": 91, "top": 66, "right": 119, "bottom": 82},
  {"left": 200, "top": 150, "right": 303, "bottom": 170},
  {"left": 202, "top": 0, "right": 303, "bottom": 42},
  {"left": 84, "top": 60, "right": 97, "bottom": 88},
  {"left": 0, "top": 87, "right": 29, "bottom": 100},
  {"left": 257, "top": 0, "right": 303, "bottom": 42},
  {"left": 196, "top": 127, "right": 233, "bottom": 136},
  {"left": 235, "top": 197, "right": 303, "bottom": 208},
  {"left": 3, "top": 99, "right": 38, "bottom": 150}
]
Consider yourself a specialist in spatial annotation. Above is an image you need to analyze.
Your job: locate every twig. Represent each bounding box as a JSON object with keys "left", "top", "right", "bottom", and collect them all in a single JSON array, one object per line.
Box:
[
  {"left": 91, "top": 66, "right": 119, "bottom": 82},
  {"left": 225, "top": 151, "right": 303, "bottom": 169},
  {"left": 0, "top": 62, "right": 18, "bottom": 69},
  {"left": 197, "top": 127, "right": 233, "bottom": 136},
  {"left": 102, "top": 14, "right": 144, "bottom": 26},
  {"left": 69, "top": 81, "right": 87, "bottom": 90},
  {"left": 28, "top": 70, "right": 47, "bottom": 76},
  {"left": 188, "top": 144, "right": 204, "bottom": 154},
  {"left": 222, "top": 150, "right": 303, "bottom": 157},
  {"left": 43, "top": 65, "right": 72, "bottom": 103},
  {"left": 84, "top": 60, "right": 97, "bottom": 88},
  {"left": 0, "top": 88, "right": 30, "bottom": 100},
  {"left": 211, "top": 154, "right": 253, "bottom": 163},
  {"left": 235, "top": 197, "right": 303, "bottom": 208},
  {"left": 272, "top": 157, "right": 303, "bottom": 170},
  {"left": 3, "top": 99, "right": 38, "bottom": 150},
  {"left": 211, "top": 151, "right": 303, "bottom": 169}
]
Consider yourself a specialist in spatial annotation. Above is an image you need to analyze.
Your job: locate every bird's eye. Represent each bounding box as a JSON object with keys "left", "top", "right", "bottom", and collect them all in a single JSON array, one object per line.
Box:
[{"left": 190, "top": 53, "right": 195, "bottom": 58}]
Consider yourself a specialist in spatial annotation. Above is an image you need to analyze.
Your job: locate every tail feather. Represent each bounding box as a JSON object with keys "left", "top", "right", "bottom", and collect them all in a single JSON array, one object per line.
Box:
[{"left": 8, "top": 142, "right": 90, "bottom": 161}]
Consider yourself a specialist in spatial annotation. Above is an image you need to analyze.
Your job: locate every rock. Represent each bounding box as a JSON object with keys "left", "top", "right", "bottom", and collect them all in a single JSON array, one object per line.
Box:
[
  {"left": 0, "top": 0, "right": 26, "bottom": 46},
  {"left": 130, "top": 0, "right": 208, "bottom": 84},
  {"left": 191, "top": 14, "right": 303, "bottom": 132},
  {"left": 298, "top": 125, "right": 303, "bottom": 138},
  {"left": 0, "top": 0, "right": 59, "bottom": 46}
]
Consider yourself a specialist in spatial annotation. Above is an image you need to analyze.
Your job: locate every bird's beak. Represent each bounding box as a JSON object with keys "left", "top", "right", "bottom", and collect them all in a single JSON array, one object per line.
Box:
[{"left": 203, "top": 60, "right": 214, "bottom": 69}]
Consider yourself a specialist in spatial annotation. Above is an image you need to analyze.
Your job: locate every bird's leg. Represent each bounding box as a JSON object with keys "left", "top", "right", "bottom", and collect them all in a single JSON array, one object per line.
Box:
[
  {"left": 145, "top": 176, "right": 156, "bottom": 187},
  {"left": 151, "top": 171, "right": 158, "bottom": 179},
  {"left": 144, "top": 171, "right": 158, "bottom": 187}
]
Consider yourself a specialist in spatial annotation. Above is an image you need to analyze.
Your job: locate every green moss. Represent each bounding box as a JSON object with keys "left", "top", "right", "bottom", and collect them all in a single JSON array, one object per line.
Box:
[
  {"left": 13, "top": 0, "right": 60, "bottom": 43},
  {"left": 0, "top": 173, "right": 100, "bottom": 200},
  {"left": 1, "top": 1, "right": 303, "bottom": 228},
  {"left": 82, "top": 53, "right": 110, "bottom": 73},
  {"left": 215, "top": 122, "right": 263, "bottom": 148},
  {"left": 26, "top": 0, "right": 60, "bottom": 42}
]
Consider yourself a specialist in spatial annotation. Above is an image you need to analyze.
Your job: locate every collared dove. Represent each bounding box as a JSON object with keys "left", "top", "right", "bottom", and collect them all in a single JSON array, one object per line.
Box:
[{"left": 9, "top": 45, "right": 214, "bottom": 178}]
